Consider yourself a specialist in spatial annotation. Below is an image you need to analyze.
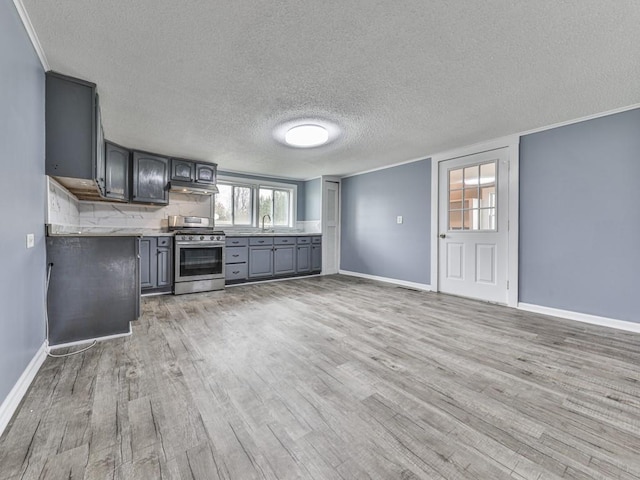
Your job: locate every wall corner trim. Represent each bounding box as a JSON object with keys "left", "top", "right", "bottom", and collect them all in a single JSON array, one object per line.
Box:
[
  {"left": 0, "top": 341, "right": 47, "bottom": 438},
  {"left": 517, "top": 303, "right": 640, "bottom": 334},
  {"left": 12, "top": 0, "right": 50, "bottom": 71},
  {"left": 339, "top": 270, "right": 432, "bottom": 292}
]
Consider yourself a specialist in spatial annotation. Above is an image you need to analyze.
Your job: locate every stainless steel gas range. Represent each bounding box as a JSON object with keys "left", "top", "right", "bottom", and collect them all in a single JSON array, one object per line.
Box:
[{"left": 168, "top": 216, "right": 225, "bottom": 295}]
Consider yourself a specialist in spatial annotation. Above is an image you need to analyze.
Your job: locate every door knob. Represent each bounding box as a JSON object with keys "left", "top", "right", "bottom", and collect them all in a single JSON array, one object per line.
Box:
[{"left": 439, "top": 234, "right": 446, "bottom": 239}]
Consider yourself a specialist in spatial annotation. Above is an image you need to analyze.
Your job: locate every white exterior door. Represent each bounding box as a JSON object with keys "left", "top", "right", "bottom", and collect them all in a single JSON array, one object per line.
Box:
[
  {"left": 438, "top": 148, "right": 509, "bottom": 303},
  {"left": 322, "top": 179, "right": 340, "bottom": 274}
]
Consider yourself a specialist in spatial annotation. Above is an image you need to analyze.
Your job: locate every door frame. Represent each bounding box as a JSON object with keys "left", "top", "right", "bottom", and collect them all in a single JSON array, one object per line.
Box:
[
  {"left": 321, "top": 176, "right": 341, "bottom": 275},
  {"left": 430, "top": 135, "right": 520, "bottom": 307}
]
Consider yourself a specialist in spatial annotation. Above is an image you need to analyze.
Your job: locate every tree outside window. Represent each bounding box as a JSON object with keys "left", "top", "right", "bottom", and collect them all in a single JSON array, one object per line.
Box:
[{"left": 259, "top": 188, "right": 290, "bottom": 227}]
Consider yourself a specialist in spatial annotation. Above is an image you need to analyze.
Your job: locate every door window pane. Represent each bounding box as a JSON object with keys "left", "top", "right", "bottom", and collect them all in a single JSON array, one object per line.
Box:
[
  {"left": 480, "top": 162, "right": 496, "bottom": 185},
  {"left": 480, "top": 186, "right": 495, "bottom": 208},
  {"left": 447, "top": 160, "right": 497, "bottom": 232},
  {"left": 234, "top": 186, "right": 252, "bottom": 225},
  {"left": 464, "top": 209, "right": 479, "bottom": 230},
  {"left": 214, "top": 184, "right": 232, "bottom": 225},
  {"left": 449, "top": 168, "right": 463, "bottom": 190},
  {"left": 464, "top": 166, "right": 479, "bottom": 186},
  {"left": 449, "top": 210, "right": 463, "bottom": 230},
  {"left": 479, "top": 208, "right": 495, "bottom": 230},
  {"left": 463, "top": 187, "right": 479, "bottom": 209}
]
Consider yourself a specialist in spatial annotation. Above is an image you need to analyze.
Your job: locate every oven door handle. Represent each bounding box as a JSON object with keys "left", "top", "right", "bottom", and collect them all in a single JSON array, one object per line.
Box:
[{"left": 176, "top": 242, "right": 225, "bottom": 247}]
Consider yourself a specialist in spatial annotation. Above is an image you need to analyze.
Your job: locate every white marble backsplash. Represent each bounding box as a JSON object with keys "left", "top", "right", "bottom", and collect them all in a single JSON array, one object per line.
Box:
[
  {"left": 47, "top": 176, "right": 212, "bottom": 229},
  {"left": 297, "top": 220, "right": 322, "bottom": 233},
  {"left": 47, "top": 178, "right": 81, "bottom": 226},
  {"left": 78, "top": 193, "right": 211, "bottom": 229}
]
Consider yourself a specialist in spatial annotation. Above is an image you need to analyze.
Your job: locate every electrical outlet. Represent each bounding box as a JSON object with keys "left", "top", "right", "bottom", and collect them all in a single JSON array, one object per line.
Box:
[
  {"left": 396, "top": 216, "right": 403, "bottom": 224},
  {"left": 26, "top": 233, "right": 35, "bottom": 249}
]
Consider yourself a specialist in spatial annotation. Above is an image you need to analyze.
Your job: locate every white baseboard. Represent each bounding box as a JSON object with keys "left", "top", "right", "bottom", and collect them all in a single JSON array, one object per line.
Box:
[
  {"left": 339, "top": 270, "right": 432, "bottom": 291},
  {"left": 0, "top": 341, "right": 47, "bottom": 438},
  {"left": 518, "top": 303, "right": 640, "bottom": 334},
  {"left": 47, "top": 323, "right": 132, "bottom": 350}
]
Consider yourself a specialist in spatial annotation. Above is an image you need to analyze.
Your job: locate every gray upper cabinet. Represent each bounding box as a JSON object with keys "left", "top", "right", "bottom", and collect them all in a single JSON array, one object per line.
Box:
[
  {"left": 104, "top": 142, "right": 130, "bottom": 202},
  {"left": 195, "top": 163, "right": 216, "bottom": 185},
  {"left": 170, "top": 158, "right": 217, "bottom": 189},
  {"left": 132, "top": 152, "right": 169, "bottom": 204},
  {"left": 95, "top": 95, "right": 105, "bottom": 195},
  {"left": 171, "top": 158, "right": 195, "bottom": 182},
  {"left": 45, "top": 72, "right": 99, "bottom": 181}
]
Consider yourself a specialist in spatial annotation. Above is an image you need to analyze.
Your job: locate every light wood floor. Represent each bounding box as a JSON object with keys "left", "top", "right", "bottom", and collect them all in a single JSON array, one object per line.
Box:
[{"left": 2, "top": 275, "right": 640, "bottom": 480}]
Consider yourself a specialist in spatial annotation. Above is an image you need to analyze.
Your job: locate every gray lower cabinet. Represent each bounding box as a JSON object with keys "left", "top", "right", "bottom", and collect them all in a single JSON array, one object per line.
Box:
[
  {"left": 225, "top": 239, "right": 249, "bottom": 282},
  {"left": 139, "top": 237, "right": 155, "bottom": 289},
  {"left": 46, "top": 236, "right": 137, "bottom": 345},
  {"left": 296, "top": 244, "right": 311, "bottom": 273},
  {"left": 249, "top": 246, "right": 274, "bottom": 278},
  {"left": 141, "top": 236, "right": 173, "bottom": 292},
  {"left": 274, "top": 245, "right": 296, "bottom": 275},
  {"left": 226, "top": 235, "right": 321, "bottom": 284},
  {"left": 157, "top": 241, "right": 172, "bottom": 288},
  {"left": 311, "top": 243, "right": 322, "bottom": 272}
]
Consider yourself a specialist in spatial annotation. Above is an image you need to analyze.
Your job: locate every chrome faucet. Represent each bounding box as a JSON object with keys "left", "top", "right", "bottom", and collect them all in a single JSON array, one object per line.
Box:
[{"left": 261, "top": 214, "right": 272, "bottom": 232}]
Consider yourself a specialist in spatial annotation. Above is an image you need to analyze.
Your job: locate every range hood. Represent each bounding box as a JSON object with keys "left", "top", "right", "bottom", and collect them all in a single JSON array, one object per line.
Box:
[{"left": 169, "top": 180, "right": 218, "bottom": 195}]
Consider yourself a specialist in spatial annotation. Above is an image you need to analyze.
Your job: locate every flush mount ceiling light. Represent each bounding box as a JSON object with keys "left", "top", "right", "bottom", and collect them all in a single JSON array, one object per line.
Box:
[
  {"left": 285, "top": 124, "right": 329, "bottom": 148},
  {"left": 273, "top": 119, "right": 340, "bottom": 148}
]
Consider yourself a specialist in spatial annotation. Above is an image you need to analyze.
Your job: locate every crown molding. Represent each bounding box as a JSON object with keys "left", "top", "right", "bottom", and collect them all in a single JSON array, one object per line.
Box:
[{"left": 13, "top": 0, "right": 49, "bottom": 71}]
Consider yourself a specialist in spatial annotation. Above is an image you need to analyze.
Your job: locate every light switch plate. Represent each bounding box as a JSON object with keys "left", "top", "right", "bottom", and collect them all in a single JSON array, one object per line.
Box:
[
  {"left": 26, "top": 233, "right": 35, "bottom": 248},
  {"left": 396, "top": 216, "right": 403, "bottom": 224}
]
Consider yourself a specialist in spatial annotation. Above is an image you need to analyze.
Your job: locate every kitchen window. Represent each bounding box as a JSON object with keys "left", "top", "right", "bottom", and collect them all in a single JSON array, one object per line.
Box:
[{"left": 215, "top": 177, "right": 297, "bottom": 228}]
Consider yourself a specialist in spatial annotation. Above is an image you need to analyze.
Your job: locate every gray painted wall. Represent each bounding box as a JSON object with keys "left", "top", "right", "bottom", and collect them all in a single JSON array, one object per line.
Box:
[
  {"left": 520, "top": 108, "right": 640, "bottom": 323},
  {"left": 218, "top": 170, "right": 307, "bottom": 221},
  {"left": 304, "top": 178, "right": 321, "bottom": 221},
  {"left": 341, "top": 160, "right": 431, "bottom": 284},
  {"left": 0, "top": 2, "right": 46, "bottom": 404}
]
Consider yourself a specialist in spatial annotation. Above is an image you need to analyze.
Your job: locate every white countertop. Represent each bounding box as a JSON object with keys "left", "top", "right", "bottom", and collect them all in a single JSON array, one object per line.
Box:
[
  {"left": 225, "top": 231, "right": 321, "bottom": 237},
  {"left": 46, "top": 224, "right": 174, "bottom": 237}
]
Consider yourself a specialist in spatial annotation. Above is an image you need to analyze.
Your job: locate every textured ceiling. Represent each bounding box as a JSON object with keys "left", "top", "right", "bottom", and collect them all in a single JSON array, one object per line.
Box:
[{"left": 22, "top": 0, "right": 640, "bottom": 179}]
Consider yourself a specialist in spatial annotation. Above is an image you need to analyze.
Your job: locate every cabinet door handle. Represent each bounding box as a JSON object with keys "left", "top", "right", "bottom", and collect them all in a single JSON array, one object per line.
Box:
[
  {"left": 232, "top": 241, "right": 239, "bottom": 244},
  {"left": 232, "top": 254, "right": 239, "bottom": 257},
  {"left": 232, "top": 270, "right": 240, "bottom": 274}
]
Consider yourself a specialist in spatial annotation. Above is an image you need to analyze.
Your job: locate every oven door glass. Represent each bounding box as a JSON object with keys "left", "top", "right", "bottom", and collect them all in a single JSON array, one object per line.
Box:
[{"left": 179, "top": 246, "right": 223, "bottom": 279}]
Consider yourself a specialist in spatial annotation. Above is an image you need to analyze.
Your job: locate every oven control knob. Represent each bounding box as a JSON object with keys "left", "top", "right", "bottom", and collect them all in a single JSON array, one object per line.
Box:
[
  {"left": 210, "top": 236, "right": 215, "bottom": 240},
  {"left": 189, "top": 236, "right": 193, "bottom": 240},
  {"left": 200, "top": 236, "right": 204, "bottom": 240}
]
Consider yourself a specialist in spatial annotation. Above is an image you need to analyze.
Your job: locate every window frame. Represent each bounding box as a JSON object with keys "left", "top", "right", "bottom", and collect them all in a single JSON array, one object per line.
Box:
[{"left": 215, "top": 175, "right": 297, "bottom": 229}]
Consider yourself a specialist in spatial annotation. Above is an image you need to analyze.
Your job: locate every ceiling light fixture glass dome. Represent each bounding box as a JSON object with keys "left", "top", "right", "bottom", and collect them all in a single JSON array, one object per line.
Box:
[{"left": 284, "top": 124, "right": 329, "bottom": 148}]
